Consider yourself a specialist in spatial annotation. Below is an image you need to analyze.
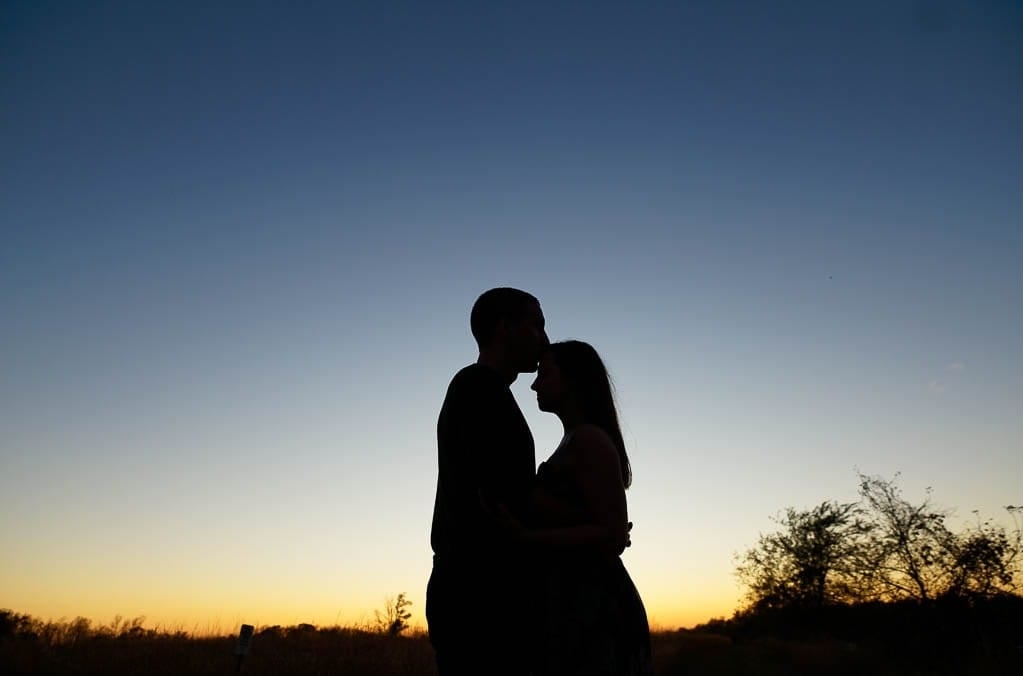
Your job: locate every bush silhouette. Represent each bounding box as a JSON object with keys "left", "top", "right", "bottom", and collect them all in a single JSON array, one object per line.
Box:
[
  {"left": 374, "top": 593, "right": 412, "bottom": 636},
  {"left": 736, "top": 473, "right": 1021, "bottom": 611}
]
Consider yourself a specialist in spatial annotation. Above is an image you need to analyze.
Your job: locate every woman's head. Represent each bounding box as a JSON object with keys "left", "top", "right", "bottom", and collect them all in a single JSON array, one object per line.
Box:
[{"left": 531, "top": 340, "right": 632, "bottom": 488}]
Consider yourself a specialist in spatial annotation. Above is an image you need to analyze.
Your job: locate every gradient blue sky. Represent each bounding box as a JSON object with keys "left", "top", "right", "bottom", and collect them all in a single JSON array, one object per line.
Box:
[{"left": 2, "top": 0, "right": 1021, "bottom": 629}]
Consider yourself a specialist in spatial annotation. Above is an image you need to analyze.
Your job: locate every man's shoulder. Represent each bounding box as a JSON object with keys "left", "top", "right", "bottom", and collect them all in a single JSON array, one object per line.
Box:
[
  {"left": 447, "top": 363, "right": 503, "bottom": 393},
  {"left": 440, "top": 365, "right": 506, "bottom": 420}
]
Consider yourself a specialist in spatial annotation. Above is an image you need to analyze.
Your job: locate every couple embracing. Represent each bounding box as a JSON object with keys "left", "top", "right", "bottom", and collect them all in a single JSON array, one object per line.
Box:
[{"left": 427, "top": 287, "right": 652, "bottom": 675}]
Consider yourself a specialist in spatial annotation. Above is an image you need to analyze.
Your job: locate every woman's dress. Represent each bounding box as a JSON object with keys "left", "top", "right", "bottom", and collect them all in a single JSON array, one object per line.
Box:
[{"left": 532, "top": 448, "right": 653, "bottom": 676}]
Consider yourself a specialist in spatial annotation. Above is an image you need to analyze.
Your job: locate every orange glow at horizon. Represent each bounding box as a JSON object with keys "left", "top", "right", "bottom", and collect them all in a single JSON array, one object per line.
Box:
[{"left": 3, "top": 588, "right": 739, "bottom": 634}]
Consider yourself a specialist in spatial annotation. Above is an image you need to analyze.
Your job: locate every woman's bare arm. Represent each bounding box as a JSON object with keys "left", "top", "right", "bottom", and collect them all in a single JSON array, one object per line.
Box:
[
  {"left": 516, "top": 425, "right": 629, "bottom": 554},
  {"left": 523, "top": 482, "right": 586, "bottom": 527}
]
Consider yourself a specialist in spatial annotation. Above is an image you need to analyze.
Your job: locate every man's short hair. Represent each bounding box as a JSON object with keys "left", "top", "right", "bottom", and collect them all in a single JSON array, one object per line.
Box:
[{"left": 470, "top": 287, "right": 538, "bottom": 348}]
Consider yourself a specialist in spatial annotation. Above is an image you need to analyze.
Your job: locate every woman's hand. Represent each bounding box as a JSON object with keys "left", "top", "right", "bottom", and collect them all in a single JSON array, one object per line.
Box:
[{"left": 613, "top": 521, "right": 634, "bottom": 555}]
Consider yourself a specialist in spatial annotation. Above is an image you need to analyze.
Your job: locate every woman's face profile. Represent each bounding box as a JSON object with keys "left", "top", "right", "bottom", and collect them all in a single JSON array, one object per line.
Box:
[{"left": 531, "top": 351, "right": 568, "bottom": 412}]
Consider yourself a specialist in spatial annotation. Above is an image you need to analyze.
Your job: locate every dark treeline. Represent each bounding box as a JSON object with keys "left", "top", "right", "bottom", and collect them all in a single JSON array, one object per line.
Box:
[
  {"left": 689, "top": 473, "right": 1023, "bottom": 674},
  {"left": 735, "top": 473, "right": 1021, "bottom": 610}
]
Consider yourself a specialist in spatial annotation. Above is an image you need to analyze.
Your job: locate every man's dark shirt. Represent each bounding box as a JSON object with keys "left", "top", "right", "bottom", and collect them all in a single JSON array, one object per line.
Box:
[{"left": 430, "top": 363, "right": 536, "bottom": 567}]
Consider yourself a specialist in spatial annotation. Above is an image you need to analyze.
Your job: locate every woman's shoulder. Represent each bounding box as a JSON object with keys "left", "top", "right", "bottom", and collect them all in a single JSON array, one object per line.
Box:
[
  {"left": 571, "top": 423, "right": 614, "bottom": 444},
  {"left": 566, "top": 424, "right": 618, "bottom": 462}
]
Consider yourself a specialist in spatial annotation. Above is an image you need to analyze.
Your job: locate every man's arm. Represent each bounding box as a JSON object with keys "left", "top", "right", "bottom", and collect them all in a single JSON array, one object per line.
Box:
[{"left": 446, "top": 374, "right": 519, "bottom": 546}]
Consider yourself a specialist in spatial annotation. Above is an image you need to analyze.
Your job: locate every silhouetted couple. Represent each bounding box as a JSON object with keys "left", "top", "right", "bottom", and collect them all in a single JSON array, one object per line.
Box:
[{"left": 427, "top": 288, "right": 652, "bottom": 675}]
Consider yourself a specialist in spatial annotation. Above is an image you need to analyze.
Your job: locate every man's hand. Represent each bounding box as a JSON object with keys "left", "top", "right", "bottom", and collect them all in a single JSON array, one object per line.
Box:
[{"left": 479, "top": 490, "right": 526, "bottom": 539}]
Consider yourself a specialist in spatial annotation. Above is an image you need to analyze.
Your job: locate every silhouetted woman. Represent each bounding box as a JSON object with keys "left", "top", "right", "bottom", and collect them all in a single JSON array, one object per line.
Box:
[{"left": 500, "top": 340, "right": 652, "bottom": 675}]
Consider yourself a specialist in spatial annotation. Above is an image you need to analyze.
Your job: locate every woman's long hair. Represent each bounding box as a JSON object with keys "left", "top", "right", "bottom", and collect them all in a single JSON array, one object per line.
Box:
[{"left": 548, "top": 340, "right": 632, "bottom": 489}]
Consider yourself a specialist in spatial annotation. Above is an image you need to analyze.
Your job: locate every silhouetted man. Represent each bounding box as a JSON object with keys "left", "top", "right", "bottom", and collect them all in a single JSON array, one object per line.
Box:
[{"left": 427, "top": 287, "right": 548, "bottom": 675}]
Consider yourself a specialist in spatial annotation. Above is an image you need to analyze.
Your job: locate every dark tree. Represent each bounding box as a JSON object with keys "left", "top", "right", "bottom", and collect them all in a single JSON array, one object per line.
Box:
[
  {"left": 945, "top": 506, "right": 1022, "bottom": 599},
  {"left": 735, "top": 501, "right": 872, "bottom": 611},
  {"left": 736, "top": 474, "right": 1021, "bottom": 611},
  {"left": 855, "top": 473, "right": 955, "bottom": 602}
]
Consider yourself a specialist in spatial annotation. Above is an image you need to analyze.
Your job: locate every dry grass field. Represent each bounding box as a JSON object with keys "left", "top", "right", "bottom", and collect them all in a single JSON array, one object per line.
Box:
[{"left": 2, "top": 605, "right": 1019, "bottom": 675}]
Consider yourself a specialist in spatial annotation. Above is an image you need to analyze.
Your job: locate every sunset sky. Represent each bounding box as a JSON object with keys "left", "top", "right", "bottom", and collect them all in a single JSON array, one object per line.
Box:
[{"left": 2, "top": 1, "right": 1021, "bottom": 631}]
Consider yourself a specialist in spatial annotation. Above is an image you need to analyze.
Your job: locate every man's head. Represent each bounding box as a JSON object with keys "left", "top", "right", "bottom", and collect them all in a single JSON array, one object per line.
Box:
[{"left": 471, "top": 287, "right": 548, "bottom": 374}]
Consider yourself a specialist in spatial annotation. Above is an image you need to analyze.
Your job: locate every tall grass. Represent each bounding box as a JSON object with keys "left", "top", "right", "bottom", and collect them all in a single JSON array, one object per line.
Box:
[
  {"left": 1, "top": 611, "right": 435, "bottom": 676},
  {"left": 2, "top": 607, "right": 1018, "bottom": 675}
]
